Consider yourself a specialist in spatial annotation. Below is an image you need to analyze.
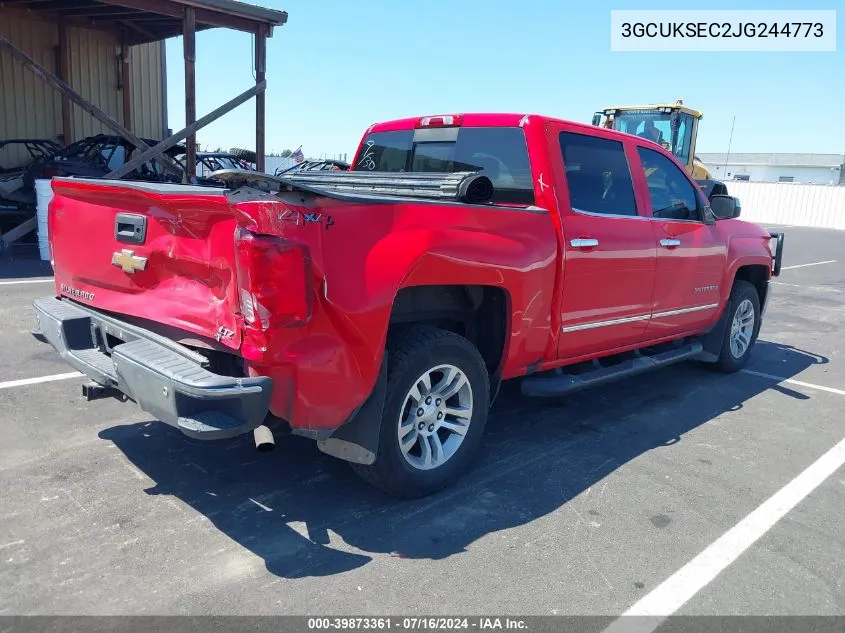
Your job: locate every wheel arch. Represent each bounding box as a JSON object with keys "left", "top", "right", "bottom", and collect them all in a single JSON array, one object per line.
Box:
[
  {"left": 698, "top": 263, "right": 769, "bottom": 363},
  {"left": 388, "top": 284, "right": 511, "bottom": 384},
  {"left": 733, "top": 262, "right": 771, "bottom": 313}
]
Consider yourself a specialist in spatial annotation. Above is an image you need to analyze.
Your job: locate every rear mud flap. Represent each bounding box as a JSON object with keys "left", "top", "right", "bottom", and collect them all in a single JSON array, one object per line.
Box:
[{"left": 317, "top": 353, "right": 388, "bottom": 465}]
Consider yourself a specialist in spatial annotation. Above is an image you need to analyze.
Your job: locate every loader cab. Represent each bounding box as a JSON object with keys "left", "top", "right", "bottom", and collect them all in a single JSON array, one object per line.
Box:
[{"left": 593, "top": 103, "right": 706, "bottom": 179}]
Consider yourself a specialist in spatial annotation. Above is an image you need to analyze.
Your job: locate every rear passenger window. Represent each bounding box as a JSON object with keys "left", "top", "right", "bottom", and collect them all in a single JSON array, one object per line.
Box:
[{"left": 559, "top": 132, "right": 637, "bottom": 217}]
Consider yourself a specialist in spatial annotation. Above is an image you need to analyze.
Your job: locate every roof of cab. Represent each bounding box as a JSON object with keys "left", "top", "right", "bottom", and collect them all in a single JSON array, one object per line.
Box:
[
  {"left": 366, "top": 112, "right": 642, "bottom": 143},
  {"left": 600, "top": 104, "right": 704, "bottom": 118},
  {"left": 367, "top": 113, "right": 530, "bottom": 133}
]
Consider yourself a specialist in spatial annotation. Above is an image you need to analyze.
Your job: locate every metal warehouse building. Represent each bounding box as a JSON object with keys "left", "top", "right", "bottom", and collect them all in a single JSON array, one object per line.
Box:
[
  {"left": 1, "top": 0, "right": 287, "bottom": 252},
  {"left": 0, "top": 11, "right": 166, "bottom": 167},
  {"left": 1, "top": 0, "right": 287, "bottom": 169},
  {"left": 700, "top": 153, "right": 845, "bottom": 186}
]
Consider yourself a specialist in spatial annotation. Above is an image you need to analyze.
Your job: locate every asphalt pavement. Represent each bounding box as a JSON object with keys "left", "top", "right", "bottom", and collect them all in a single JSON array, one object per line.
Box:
[{"left": 0, "top": 224, "right": 843, "bottom": 617}]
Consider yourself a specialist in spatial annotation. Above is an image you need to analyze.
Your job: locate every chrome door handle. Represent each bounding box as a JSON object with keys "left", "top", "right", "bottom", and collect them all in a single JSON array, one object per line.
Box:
[
  {"left": 570, "top": 238, "right": 599, "bottom": 248},
  {"left": 660, "top": 238, "right": 681, "bottom": 248}
]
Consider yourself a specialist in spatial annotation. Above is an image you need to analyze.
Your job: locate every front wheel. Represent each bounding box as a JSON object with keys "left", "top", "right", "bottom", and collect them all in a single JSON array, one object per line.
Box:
[
  {"left": 350, "top": 327, "right": 490, "bottom": 498},
  {"left": 713, "top": 280, "right": 762, "bottom": 373}
]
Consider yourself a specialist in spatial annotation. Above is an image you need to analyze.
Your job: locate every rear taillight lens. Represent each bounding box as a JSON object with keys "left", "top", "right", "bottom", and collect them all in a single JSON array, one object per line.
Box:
[{"left": 234, "top": 228, "right": 313, "bottom": 329}]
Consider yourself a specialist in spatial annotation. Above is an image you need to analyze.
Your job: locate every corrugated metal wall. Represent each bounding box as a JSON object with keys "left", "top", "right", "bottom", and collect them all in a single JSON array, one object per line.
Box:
[
  {"left": 130, "top": 41, "right": 164, "bottom": 141},
  {"left": 1, "top": 12, "right": 164, "bottom": 169},
  {"left": 66, "top": 25, "right": 120, "bottom": 141},
  {"left": 0, "top": 13, "right": 62, "bottom": 168}
]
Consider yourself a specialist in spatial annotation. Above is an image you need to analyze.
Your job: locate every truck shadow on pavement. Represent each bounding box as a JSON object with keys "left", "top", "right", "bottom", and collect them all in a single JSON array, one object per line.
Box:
[{"left": 98, "top": 340, "right": 827, "bottom": 579}]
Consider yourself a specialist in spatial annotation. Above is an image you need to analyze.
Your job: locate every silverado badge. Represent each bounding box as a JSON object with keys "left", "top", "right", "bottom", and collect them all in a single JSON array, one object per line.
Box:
[
  {"left": 694, "top": 285, "right": 719, "bottom": 293},
  {"left": 111, "top": 249, "right": 148, "bottom": 274}
]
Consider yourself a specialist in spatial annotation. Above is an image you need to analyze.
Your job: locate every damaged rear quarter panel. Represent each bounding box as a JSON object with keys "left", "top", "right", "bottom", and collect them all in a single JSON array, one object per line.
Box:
[{"left": 233, "top": 192, "right": 558, "bottom": 433}]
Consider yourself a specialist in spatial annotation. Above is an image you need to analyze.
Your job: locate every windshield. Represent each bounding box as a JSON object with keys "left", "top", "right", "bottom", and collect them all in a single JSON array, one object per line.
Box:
[
  {"left": 354, "top": 126, "right": 534, "bottom": 205},
  {"left": 611, "top": 110, "right": 694, "bottom": 166}
]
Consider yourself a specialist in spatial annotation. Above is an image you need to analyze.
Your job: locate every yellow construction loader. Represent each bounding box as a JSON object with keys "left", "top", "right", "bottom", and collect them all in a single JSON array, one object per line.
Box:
[{"left": 592, "top": 100, "right": 728, "bottom": 197}]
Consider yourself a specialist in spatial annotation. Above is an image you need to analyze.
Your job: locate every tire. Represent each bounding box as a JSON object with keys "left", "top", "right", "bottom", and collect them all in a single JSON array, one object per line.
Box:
[
  {"left": 350, "top": 326, "right": 490, "bottom": 498},
  {"left": 713, "top": 280, "right": 762, "bottom": 373},
  {"left": 230, "top": 148, "right": 257, "bottom": 164}
]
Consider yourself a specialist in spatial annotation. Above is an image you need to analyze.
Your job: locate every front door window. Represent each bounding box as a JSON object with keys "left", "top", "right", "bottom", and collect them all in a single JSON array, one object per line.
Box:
[{"left": 637, "top": 147, "right": 700, "bottom": 222}]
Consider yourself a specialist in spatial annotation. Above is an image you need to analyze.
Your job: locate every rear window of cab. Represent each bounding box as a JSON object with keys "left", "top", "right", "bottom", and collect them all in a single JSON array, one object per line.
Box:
[{"left": 354, "top": 126, "right": 535, "bottom": 206}]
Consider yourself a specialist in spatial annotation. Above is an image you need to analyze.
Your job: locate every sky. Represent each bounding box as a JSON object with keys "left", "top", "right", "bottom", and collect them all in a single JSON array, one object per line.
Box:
[{"left": 164, "top": 0, "right": 844, "bottom": 160}]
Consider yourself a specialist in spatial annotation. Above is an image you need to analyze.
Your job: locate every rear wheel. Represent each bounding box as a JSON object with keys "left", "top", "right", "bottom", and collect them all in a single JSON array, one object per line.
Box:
[
  {"left": 713, "top": 280, "right": 761, "bottom": 373},
  {"left": 350, "top": 327, "right": 490, "bottom": 498}
]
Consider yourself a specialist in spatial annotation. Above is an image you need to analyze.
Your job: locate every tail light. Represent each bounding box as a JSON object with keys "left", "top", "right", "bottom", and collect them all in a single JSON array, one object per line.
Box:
[
  {"left": 48, "top": 205, "right": 54, "bottom": 266},
  {"left": 234, "top": 228, "right": 313, "bottom": 329}
]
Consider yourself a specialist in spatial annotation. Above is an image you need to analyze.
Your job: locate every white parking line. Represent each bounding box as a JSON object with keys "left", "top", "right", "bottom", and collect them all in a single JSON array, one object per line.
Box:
[
  {"left": 0, "top": 278, "right": 54, "bottom": 286},
  {"left": 249, "top": 498, "right": 273, "bottom": 512},
  {"left": 770, "top": 281, "right": 840, "bottom": 293},
  {"left": 0, "top": 372, "right": 83, "bottom": 390},
  {"left": 780, "top": 260, "right": 837, "bottom": 271},
  {"left": 603, "top": 434, "right": 845, "bottom": 633},
  {"left": 742, "top": 369, "right": 845, "bottom": 397},
  {"left": 602, "top": 371, "right": 845, "bottom": 633}
]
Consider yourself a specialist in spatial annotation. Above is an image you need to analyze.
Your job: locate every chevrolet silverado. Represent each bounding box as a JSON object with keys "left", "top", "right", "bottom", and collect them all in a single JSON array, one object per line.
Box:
[{"left": 33, "top": 113, "right": 784, "bottom": 498}]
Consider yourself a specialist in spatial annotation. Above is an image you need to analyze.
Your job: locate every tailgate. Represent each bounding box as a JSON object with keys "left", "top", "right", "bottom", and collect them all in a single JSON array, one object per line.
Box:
[{"left": 49, "top": 178, "right": 243, "bottom": 349}]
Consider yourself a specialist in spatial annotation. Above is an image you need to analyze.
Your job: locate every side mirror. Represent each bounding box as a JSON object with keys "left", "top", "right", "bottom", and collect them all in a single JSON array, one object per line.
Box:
[
  {"left": 710, "top": 195, "right": 741, "bottom": 219},
  {"left": 592, "top": 113, "right": 602, "bottom": 127}
]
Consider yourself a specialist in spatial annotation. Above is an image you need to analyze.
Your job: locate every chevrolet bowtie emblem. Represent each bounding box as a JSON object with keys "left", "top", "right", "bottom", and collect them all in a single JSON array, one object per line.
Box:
[{"left": 111, "top": 249, "right": 148, "bottom": 274}]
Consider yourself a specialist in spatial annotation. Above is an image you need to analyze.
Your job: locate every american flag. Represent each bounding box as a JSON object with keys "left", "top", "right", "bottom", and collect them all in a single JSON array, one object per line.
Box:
[{"left": 292, "top": 146, "right": 305, "bottom": 164}]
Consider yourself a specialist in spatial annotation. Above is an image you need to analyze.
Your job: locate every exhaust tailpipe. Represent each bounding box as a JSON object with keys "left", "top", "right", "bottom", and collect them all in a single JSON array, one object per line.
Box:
[{"left": 253, "top": 425, "right": 275, "bottom": 452}]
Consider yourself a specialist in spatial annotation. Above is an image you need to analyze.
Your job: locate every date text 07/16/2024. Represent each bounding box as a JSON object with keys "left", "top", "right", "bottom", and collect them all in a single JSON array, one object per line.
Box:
[{"left": 307, "top": 617, "right": 528, "bottom": 630}]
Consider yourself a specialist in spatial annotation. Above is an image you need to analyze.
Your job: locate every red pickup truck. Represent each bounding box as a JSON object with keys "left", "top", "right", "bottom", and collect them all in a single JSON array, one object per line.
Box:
[{"left": 33, "top": 113, "right": 784, "bottom": 498}]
